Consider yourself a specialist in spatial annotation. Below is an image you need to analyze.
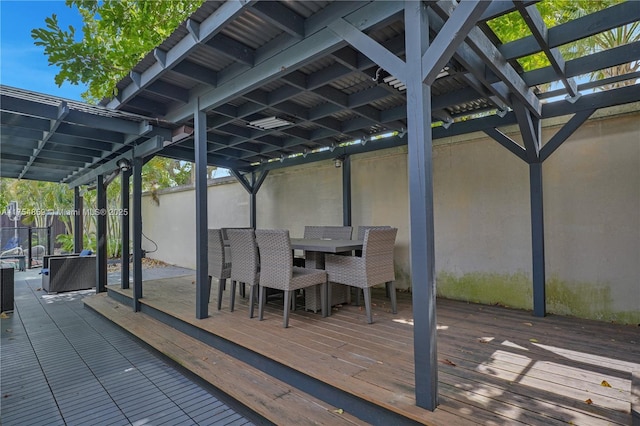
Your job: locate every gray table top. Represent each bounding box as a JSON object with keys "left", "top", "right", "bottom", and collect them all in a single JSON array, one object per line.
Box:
[{"left": 290, "top": 238, "right": 363, "bottom": 253}]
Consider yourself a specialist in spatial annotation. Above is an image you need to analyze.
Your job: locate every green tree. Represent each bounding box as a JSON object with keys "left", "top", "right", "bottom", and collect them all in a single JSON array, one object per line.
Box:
[{"left": 32, "top": 0, "right": 204, "bottom": 103}]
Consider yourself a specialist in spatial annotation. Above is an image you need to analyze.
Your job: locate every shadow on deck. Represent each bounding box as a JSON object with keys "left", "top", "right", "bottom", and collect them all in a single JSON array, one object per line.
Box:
[{"left": 85, "top": 275, "right": 639, "bottom": 425}]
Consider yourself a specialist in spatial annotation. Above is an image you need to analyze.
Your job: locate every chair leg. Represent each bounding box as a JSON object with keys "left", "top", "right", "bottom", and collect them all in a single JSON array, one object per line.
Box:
[
  {"left": 230, "top": 281, "right": 237, "bottom": 312},
  {"left": 249, "top": 285, "right": 256, "bottom": 318},
  {"left": 258, "top": 285, "right": 266, "bottom": 321},
  {"left": 363, "top": 287, "right": 373, "bottom": 324},
  {"left": 388, "top": 281, "right": 397, "bottom": 314},
  {"left": 283, "top": 290, "right": 291, "bottom": 328},
  {"left": 321, "top": 281, "right": 328, "bottom": 318},
  {"left": 217, "top": 278, "right": 225, "bottom": 311},
  {"left": 240, "top": 283, "right": 246, "bottom": 298}
]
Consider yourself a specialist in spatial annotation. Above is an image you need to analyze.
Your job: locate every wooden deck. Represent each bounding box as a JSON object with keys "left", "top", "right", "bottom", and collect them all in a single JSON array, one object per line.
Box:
[{"left": 86, "top": 275, "right": 639, "bottom": 425}]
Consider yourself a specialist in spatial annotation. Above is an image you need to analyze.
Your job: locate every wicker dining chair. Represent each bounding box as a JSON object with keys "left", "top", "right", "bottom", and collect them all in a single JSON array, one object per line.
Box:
[
  {"left": 322, "top": 226, "right": 352, "bottom": 240},
  {"left": 227, "top": 229, "right": 260, "bottom": 317},
  {"left": 208, "top": 229, "right": 232, "bottom": 310},
  {"left": 255, "top": 229, "right": 328, "bottom": 328},
  {"left": 293, "top": 225, "right": 325, "bottom": 267},
  {"left": 325, "top": 228, "right": 398, "bottom": 324},
  {"left": 355, "top": 225, "right": 392, "bottom": 241}
]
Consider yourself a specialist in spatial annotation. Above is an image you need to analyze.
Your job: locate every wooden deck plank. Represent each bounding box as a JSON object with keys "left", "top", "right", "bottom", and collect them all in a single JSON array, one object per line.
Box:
[
  {"left": 98, "top": 277, "right": 639, "bottom": 426},
  {"left": 86, "top": 293, "right": 369, "bottom": 426}
]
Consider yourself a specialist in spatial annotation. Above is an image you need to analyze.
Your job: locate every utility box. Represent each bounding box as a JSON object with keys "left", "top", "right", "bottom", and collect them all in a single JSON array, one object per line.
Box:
[{"left": 1, "top": 265, "right": 14, "bottom": 312}]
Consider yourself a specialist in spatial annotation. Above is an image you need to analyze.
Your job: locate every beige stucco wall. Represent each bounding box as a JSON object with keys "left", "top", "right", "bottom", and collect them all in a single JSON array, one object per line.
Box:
[{"left": 142, "top": 106, "right": 639, "bottom": 324}]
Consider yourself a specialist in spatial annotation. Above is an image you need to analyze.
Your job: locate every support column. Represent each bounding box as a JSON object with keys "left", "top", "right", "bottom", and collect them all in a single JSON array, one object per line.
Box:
[
  {"left": 250, "top": 173, "right": 257, "bottom": 229},
  {"left": 73, "top": 187, "right": 83, "bottom": 253},
  {"left": 96, "top": 175, "right": 107, "bottom": 293},
  {"left": 121, "top": 169, "right": 131, "bottom": 289},
  {"left": 405, "top": 1, "right": 438, "bottom": 410},
  {"left": 195, "top": 106, "right": 209, "bottom": 319},
  {"left": 132, "top": 156, "right": 143, "bottom": 311},
  {"left": 342, "top": 155, "right": 352, "bottom": 227},
  {"left": 530, "top": 162, "right": 546, "bottom": 317},
  {"left": 232, "top": 169, "right": 269, "bottom": 230}
]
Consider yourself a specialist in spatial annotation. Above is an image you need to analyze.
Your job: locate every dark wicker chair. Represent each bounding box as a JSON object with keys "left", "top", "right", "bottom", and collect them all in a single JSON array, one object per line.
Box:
[
  {"left": 255, "top": 229, "right": 327, "bottom": 328},
  {"left": 325, "top": 228, "right": 398, "bottom": 323},
  {"left": 227, "top": 229, "right": 260, "bottom": 317},
  {"left": 208, "top": 229, "right": 232, "bottom": 310}
]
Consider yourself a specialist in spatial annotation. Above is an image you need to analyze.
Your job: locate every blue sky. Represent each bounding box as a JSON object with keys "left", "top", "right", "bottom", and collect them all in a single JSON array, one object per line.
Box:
[{"left": 1, "top": 0, "right": 87, "bottom": 100}]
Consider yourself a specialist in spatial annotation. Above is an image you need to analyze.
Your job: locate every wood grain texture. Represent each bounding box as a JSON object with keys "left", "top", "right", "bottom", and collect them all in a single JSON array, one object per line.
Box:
[{"left": 89, "top": 275, "right": 639, "bottom": 425}]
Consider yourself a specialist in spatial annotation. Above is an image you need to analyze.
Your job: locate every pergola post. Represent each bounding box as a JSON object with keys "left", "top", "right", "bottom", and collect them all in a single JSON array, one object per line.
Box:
[
  {"left": 231, "top": 169, "right": 269, "bottom": 229},
  {"left": 250, "top": 173, "right": 258, "bottom": 229},
  {"left": 95, "top": 175, "right": 107, "bottom": 293},
  {"left": 195, "top": 106, "right": 209, "bottom": 319},
  {"left": 121, "top": 169, "right": 131, "bottom": 289},
  {"left": 342, "top": 155, "right": 352, "bottom": 227},
  {"left": 405, "top": 1, "right": 438, "bottom": 411},
  {"left": 73, "top": 186, "right": 83, "bottom": 253},
  {"left": 529, "top": 162, "right": 546, "bottom": 317},
  {"left": 132, "top": 156, "right": 143, "bottom": 311}
]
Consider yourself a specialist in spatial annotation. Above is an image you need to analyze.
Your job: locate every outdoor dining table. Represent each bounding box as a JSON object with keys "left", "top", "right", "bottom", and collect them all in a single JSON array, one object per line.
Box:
[{"left": 290, "top": 238, "right": 363, "bottom": 312}]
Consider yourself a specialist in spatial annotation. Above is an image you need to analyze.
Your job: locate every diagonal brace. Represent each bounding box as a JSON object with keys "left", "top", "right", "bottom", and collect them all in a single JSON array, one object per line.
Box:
[
  {"left": 484, "top": 127, "right": 529, "bottom": 163},
  {"left": 540, "top": 109, "right": 595, "bottom": 162},
  {"left": 422, "top": 0, "right": 491, "bottom": 85},
  {"left": 512, "top": 98, "right": 542, "bottom": 163},
  {"left": 328, "top": 18, "right": 406, "bottom": 85},
  {"left": 19, "top": 101, "right": 70, "bottom": 180}
]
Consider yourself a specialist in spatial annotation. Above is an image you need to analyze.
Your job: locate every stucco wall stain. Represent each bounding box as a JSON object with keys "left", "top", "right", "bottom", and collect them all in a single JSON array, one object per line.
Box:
[
  {"left": 546, "top": 277, "right": 640, "bottom": 324},
  {"left": 435, "top": 271, "right": 639, "bottom": 324},
  {"left": 436, "top": 271, "right": 533, "bottom": 309}
]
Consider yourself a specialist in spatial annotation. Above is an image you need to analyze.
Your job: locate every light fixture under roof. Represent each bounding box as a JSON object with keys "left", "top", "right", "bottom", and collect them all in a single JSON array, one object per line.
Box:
[
  {"left": 379, "top": 66, "right": 450, "bottom": 92},
  {"left": 247, "top": 116, "right": 293, "bottom": 130},
  {"left": 383, "top": 75, "right": 407, "bottom": 92}
]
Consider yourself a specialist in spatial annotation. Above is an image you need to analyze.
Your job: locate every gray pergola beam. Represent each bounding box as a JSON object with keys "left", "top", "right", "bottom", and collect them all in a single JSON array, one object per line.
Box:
[
  {"left": 429, "top": 1, "right": 541, "bottom": 118},
  {"left": 18, "top": 101, "right": 70, "bottom": 179},
  {"left": 483, "top": 128, "right": 528, "bottom": 163},
  {"left": 204, "top": 33, "right": 255, "bottom": 67},
  {"left": 171, "top": 60, "right": 218, "bottom": 86},
  {"left": 327, "top": 18, "right": 407, "bottom": 84},
  {"left": 499, "top": 2, "right": 640, "bottom": 61},
  {"left": 250, "top": 1, "right": 305, "bottom": 38},
  {"left": 0, "top": 94, "right": 142, "bottom": 135},
  {"left": 165, "top": 1, "right": 405, "bottom": 124},
  {"left": 422, "top": 0, "right": 490, "bottom": 85},
  {"left": 513, "top": 99, "right": 542, "bottom": 163},
  {"left": 525, "top": 41, "right": 640, "bottom": 88},
  {"left": 108, "top": 0, "right": 248, "bottom": 109},
  {"left": 540, "top": 109, "right": 596, "bottom": 162},
  {"left": 514, "top": 3, "right": 578, "bottom": 99},
  {"left": 146, "top": 80, "right": 190, "bottom": 103}
]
